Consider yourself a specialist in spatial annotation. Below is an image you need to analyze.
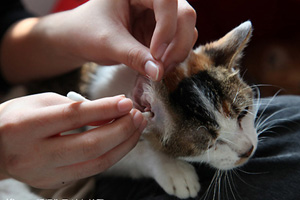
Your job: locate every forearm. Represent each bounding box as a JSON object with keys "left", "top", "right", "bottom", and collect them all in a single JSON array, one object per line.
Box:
[{"left": 0, "top": 16, "right": 85, "bottom": 84}]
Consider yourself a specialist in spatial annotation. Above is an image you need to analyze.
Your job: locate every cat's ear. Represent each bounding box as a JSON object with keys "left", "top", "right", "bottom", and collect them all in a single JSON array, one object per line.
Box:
[{"left": 200, "top": 21, "right": 252, "bottom": 69}]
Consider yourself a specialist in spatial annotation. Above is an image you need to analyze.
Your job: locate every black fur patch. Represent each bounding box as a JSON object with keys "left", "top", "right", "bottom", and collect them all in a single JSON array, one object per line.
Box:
[
  {"left": 169, "top": 70, "right": 225, "bottom": 131},
  {"left": 205, "top": 48, "right": 234, "bottom": 67}
]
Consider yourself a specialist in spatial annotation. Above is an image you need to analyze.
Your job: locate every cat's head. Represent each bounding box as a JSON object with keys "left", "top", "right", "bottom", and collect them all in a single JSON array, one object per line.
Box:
[{"left": 134, "top": 21, "right": 257, "bottom": 170}]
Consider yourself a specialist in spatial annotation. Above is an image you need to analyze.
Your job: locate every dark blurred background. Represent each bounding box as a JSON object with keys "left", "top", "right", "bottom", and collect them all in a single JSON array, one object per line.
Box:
[
  {"left": 23, "top": 0, "right": 300, "bottom": 97},
  {"left": 189, "top": 0, "right": 300, "bottom": 97}
]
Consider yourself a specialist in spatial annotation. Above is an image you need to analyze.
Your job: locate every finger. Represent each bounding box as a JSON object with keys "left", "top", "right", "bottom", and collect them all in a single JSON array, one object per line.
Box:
[
  {"left": 132, "top": 0, "right": 178, "bottom": 61},
  {"left": 111, "top": 29, "right": 164, "bottom": 81},
  {"left": 33, "top": 95, "right": 133, "bottom": 137},
  {"left": 164, "top": 28, "right": 198, "bottom": 73},
  {"left": 162, "top": 0, "right": 197, "bottom": 68},
  {"left": 45, "top": 109, "right": 145, "bottom": 167},
  {"left": 149, "top": 0, "right": 178, "bottom": 60},
  {"left": 55, "top": 125, "right": 143, "bottom": 183}
]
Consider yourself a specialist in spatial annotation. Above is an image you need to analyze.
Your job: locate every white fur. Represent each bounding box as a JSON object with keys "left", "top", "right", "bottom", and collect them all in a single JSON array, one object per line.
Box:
[
  {"left": 103, "top": 140, "right": 200, "bottom": 199},
  {"left": 86, "top": 63, "right": 258, "bottom": 198},
  {"left": 88, "top": 65, "right": 137, "bottom": 99},
  {"left": 87, "top": 65, "right": 201, "bottom": 198}
]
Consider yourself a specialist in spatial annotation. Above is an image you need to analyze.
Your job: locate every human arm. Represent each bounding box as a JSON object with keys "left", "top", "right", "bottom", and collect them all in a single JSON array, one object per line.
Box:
[{"left": 0, "top": 0, "right": 197, "bottom": 83}]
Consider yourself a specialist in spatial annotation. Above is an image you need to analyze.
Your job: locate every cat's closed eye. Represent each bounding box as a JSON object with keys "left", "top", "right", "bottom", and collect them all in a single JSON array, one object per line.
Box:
[{"left": 237, "top": 106, "right": 249, "bottom": 123}]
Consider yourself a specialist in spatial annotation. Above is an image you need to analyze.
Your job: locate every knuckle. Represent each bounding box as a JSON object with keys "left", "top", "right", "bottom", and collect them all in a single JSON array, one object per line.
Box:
[
  {"left": 95, "top": 156, "right": 113, "bottom": 173},
  {"left": 127, "top": 47, "right": 147, "bottom": 73},
  {"left": 118, "top": 117, "right": 135, "bottom": 137},
  {"left": 187, "top": 8, "right": 197, "bottom": 21},
  {"left": 5, "top": 154, "right": 33, "bottom": 180},
  {"left": 81, "top": 136, "right": 99, "bottom": 158},
  {"left": 4, "top": 154, "right": 21, "bottom": 175},
  {"left": 62, "top": 105, "right": 81, "bottom": 128},
  {"left": 52, "top": 145, "right": 69, "bottom": 162},
  {"left": 179, "top": 5, "right": 197, "bottom": 23}
]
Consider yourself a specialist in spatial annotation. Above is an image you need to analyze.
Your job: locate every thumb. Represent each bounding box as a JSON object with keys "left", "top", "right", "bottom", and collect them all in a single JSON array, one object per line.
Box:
[{"left": 112, "top": 32, "right": 164, "bottom": 81}]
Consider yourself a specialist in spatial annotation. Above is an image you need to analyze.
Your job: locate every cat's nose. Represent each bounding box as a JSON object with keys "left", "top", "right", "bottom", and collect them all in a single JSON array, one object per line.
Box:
[{"left": 239, "top": 145, "right": 254, "bottom": 158}]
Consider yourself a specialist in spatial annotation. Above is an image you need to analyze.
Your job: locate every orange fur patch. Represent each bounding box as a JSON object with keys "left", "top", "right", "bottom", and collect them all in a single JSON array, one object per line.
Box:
[
  {"left": 164, "top": 51, "right": 213, "bottom": 92},
  {"left": 222, "top": 100, "right": 231, "bottom": 117},
  {"left": 187, "top": 52, "right": 212, "bottom": 76},
  {"left": 164, "top": 67, "right": 186, "bottom": 92}
]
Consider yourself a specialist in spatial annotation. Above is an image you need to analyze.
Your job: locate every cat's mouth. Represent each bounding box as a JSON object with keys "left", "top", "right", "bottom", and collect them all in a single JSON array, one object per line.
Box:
[{"left": 132, "top": 75, "right": 154, "bottom": 119}]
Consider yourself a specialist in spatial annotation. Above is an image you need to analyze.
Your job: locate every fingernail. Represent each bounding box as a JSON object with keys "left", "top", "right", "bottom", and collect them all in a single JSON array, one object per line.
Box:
[
  {"left": 133, "top": 110, "right": 144, "bottom": 129},
  {"left": 117, "top": 98, "right": 133, "bottom": 113},
  {"left": 154, "top": 43, "right": 168, "bottom": 60},
  {"left": 115, "top": 94, "right": 126, "bottom": 98},
  {"left": 145, "top": 61, "right": 159, "bottom": 81}
]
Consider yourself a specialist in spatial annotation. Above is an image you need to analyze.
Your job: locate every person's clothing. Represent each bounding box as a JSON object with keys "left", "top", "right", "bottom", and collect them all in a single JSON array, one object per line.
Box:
[
  {"left": 94, "top": 95, "right": 300, "bottom": 200},
  {"left": 0, "top": 0, "right": 33, "bottom": 94},
  {"left": 0, "top": 0, "right": 33, "bottom": 40}
]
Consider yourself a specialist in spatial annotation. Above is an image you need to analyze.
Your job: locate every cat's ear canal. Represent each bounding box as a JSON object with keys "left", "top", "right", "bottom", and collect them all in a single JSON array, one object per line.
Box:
[{"left": 202, "top": 21, "right": 252, "bottom": 69}]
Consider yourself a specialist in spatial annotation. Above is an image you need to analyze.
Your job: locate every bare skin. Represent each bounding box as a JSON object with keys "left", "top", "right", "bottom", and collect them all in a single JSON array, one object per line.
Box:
[{"left": 0, "top": 0, "right": 197, "bottom": 189}]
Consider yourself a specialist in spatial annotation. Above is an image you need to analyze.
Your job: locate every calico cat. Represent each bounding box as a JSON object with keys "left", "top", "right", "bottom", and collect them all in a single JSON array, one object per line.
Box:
[{"left": 70, "top": 21, "right": 258, "bottom": 199}]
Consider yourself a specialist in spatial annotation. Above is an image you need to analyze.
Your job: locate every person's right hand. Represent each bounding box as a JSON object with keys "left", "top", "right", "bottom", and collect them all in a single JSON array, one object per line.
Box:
[{"left": 0, "top": 93, "right": 146, "bottom": 189}]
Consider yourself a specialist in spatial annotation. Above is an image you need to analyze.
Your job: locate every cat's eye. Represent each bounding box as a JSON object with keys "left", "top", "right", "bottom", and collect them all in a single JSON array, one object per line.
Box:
[{"left": 237, "top": 106, "right": 249, "bottom": 122}]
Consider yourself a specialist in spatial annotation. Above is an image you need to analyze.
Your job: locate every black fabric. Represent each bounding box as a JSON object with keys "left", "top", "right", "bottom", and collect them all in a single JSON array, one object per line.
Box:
[
  {"left": 0, "top": 0, "right": 33, "bottom": 41},
  {"left": 94, "top": 95, "right": 300, "bottom": 200},
  {"left": 0, "top": 0, "right": 33, "bottom": 94}
]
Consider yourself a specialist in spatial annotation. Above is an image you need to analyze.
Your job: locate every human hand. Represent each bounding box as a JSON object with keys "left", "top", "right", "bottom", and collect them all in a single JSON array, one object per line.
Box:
[
  {"left": 0, "top": 93, "right": 146, "bottom": 189},
  {"left": 42, "top": 0, "right": 197, "bottom": 81}
]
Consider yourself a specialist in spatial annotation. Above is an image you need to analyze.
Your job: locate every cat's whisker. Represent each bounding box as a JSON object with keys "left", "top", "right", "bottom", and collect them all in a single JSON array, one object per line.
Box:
[
  {"left": 211, "top": 161, "right": 218, "bottom": 200},
  {"left": 201, "top": 170, "right": 219, "bottom": 200},
  {"left": 225, "top": 170, "right": 238, "bottom": 200},
  {"left": 232, "top": 169, "right": 260, "bottom": 191},
  {"left": 256, "top": 108, "right": 288, "bottom": 130},
  {"left": 257, "top": 117, "right": 289, "bottom": 131},
  {"left": 223, "top": 171, "right": 230, "bottom": 200},
  {"left": 257, "top": 127, "right": 278, "bottom": 136},
  {"left": 236, "top": 168, "right": 269, "bottom": 175},
  {"left": 256, "top": 106, "right": 300, "bottom": 135},
  {"left": 254, "top": 93, "right": 281, "bottom": 129},
  {"left": 232, "top": 87, "right": 241, "bottom": 104},
  {"left": 258, "top": 123, "right": 295, "bottom": 136},
  {"left": 230, "top": 169, "right": 244, "bottom": 200},
  {"left": 216, "top": 171, "right": 222, "bottom": 200},
  {"left": 258, "top": 136, "right": 271, "bottom": 142},
  {"left": 218, "top": 171, "right": 224, "bottom": 200},
  {"left": 232, "top": 85, "right": 251, "bottom": 105}
]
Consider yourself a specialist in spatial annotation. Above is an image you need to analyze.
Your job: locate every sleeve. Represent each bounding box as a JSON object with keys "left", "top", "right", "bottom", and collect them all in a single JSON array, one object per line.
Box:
[
  {"left": 0, "top": 0, "right": 34, "bottom": 94},
  {"left": 0, "top": 0, "right": 34, "bottom": 41}
]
